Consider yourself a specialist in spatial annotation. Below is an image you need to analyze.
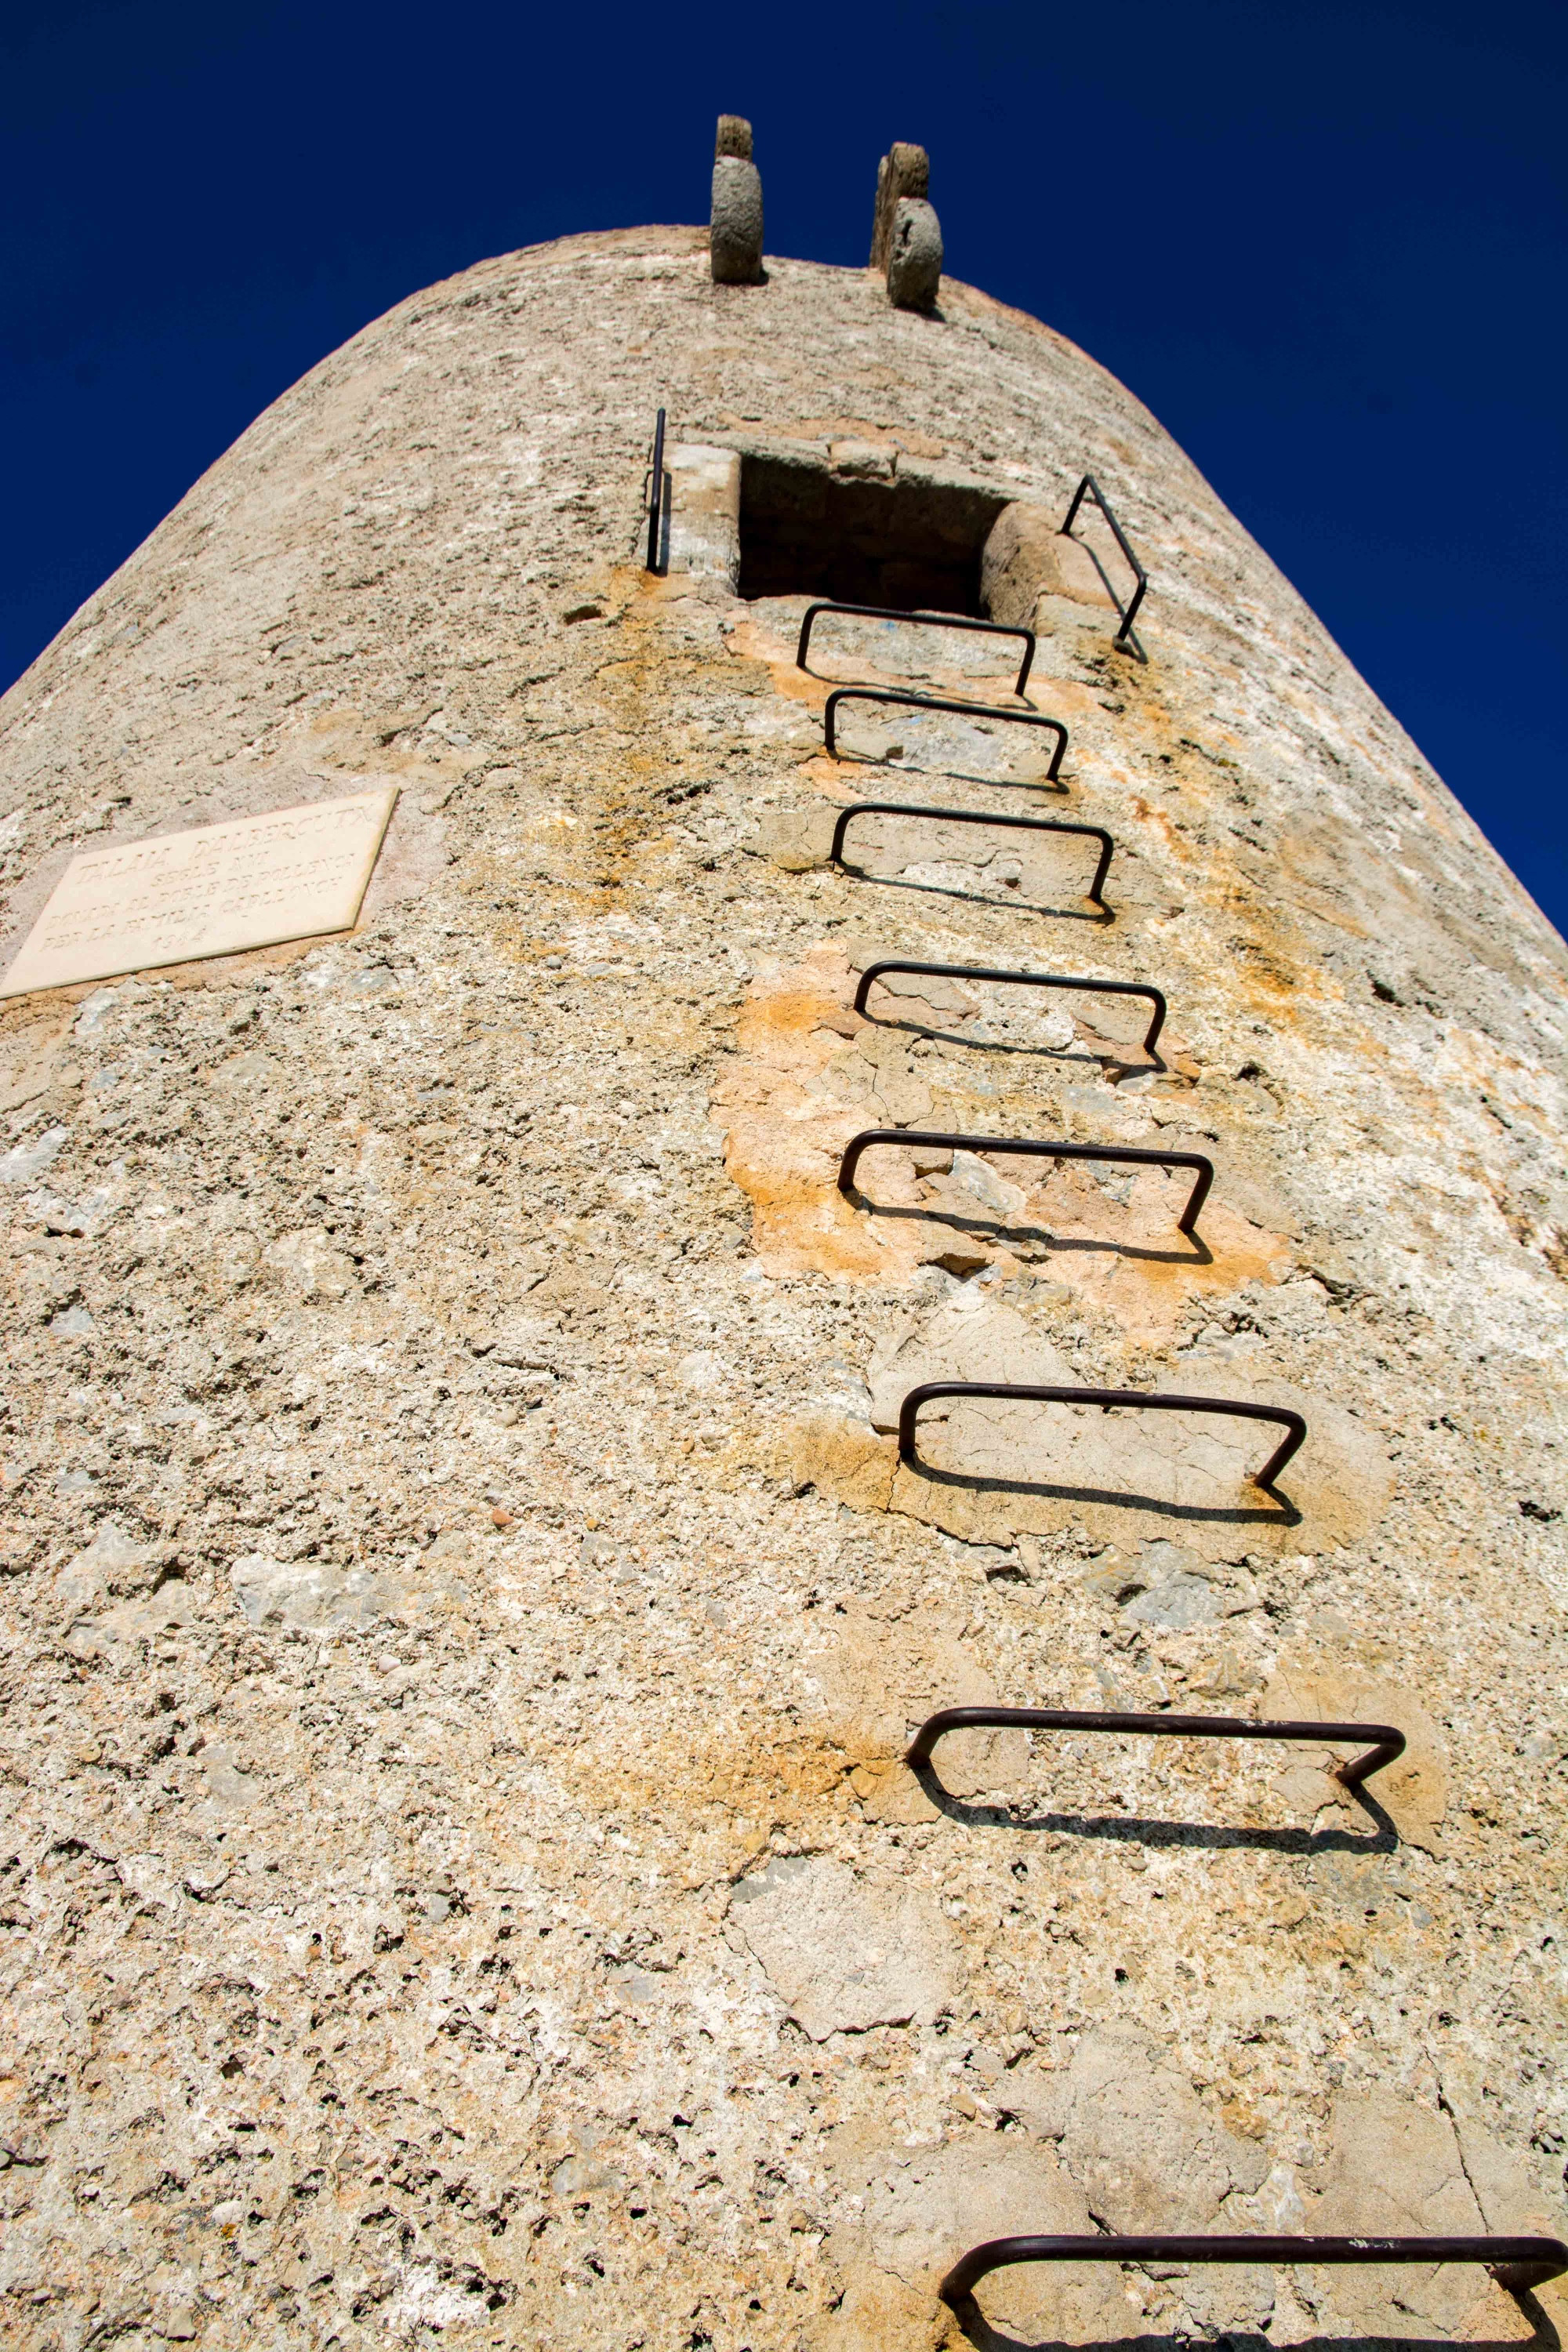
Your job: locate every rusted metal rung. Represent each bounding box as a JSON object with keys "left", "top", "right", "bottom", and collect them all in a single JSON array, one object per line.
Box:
[
  {"left": 796, "top": 599, "right": 1036, "bottom": 696},
  {"left": 939, "top": 2233, "right": 1568, "bottom": 2311},
  {"left": 829, "top": 801, "right": 1113, "bottom": 908},
  {"left": 897, "top": 1381, "right": 1306, "bottom": 1491},
  {"left": 852, "top": 958, "right": 1165, "bottom": 1058},
  {"left": 905, "top": 1704, "right": 1405, "bottom": 1786},
  {"left": 823, "top": 685, "right": 1068, "bottom": 779},
  {"left": 839, "top": 1131, "right": 1212, "bottom": 1238}
]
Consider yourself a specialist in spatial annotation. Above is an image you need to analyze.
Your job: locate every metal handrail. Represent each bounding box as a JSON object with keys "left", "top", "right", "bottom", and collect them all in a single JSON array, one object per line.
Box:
[
  {"left": 829, "top": 802, "right": 1113, "bottom": 909},
  {"left": 1062, "top": 472, "right": 1148, "bottom": 652},
  {"left": 644, "top": 408, "right": 666, "bottom": 573},
  {"left": 838, "top": 1132, "right": 1212, "bottom": 1239},
  {"left": 852, "top": 959, "right": 1165, "bottom": 1058},
  {"left": 906, "top": 1704, "right": 1405, "bottom": 1786},
  {"left": 796, "top": 599, "right": 1036, "bottom": 696},
  {"left": 940, "top": 2234, "right": 1568, "bottom": 2310},
  {"left": 823, "top": 685, "right": 1068, "bottom": 780},
  {"left": 897, "top": 1381, "right": 1307, "bottom": 1491}
]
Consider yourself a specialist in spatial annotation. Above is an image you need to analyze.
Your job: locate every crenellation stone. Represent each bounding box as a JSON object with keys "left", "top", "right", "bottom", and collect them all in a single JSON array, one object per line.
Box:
[
  {"left": 710, "top": 118, "right": 764, "bottom": 285},
  {"left": 870, "top": 139, "right": 930, "bottom": 269},
  {"left": 885, "top": 194, "right": 943, "bottom": 312}
]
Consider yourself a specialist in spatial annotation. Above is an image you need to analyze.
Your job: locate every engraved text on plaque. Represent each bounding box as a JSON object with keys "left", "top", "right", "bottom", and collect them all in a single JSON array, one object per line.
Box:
[{"left": 0, "top": 786, "right": 399, "bottom": 1000}]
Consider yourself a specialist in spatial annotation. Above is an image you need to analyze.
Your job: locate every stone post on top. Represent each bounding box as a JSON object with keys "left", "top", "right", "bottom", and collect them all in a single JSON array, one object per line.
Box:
[
  {"left": 710, "top": 116, "right": 764, "bottom": 285},
  {"left": 870, "top": 142, "right": 942, "bottom": 312}
]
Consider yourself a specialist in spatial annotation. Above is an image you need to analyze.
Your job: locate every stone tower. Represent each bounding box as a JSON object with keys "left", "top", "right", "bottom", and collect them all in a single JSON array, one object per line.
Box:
[{"left": 0, "top": 203, "right": 1565, "bottom": 2352}]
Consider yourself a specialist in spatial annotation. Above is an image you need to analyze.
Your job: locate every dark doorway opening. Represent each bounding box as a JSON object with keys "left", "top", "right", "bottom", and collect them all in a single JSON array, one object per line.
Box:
[{"left": 737, "top": 449, "right": 1007, "bottom": 614}]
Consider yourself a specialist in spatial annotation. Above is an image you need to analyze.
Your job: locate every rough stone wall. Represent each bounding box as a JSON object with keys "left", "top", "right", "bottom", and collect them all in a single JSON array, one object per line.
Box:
[{"left": 0, "top": 223, "right": 1564, "bottom": 2351}]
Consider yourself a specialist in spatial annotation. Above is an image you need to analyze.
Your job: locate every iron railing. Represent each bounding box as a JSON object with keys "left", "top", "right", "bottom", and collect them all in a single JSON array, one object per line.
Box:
[
  {"left": 1062, "top": 472, "right": 1147, "bottom": 653},
  {"left": 906, "top": 1704, "right": 1405, "bottom": 1787},
  {"left": 644, "top": 407, "right": 666, "bottom": 573}
]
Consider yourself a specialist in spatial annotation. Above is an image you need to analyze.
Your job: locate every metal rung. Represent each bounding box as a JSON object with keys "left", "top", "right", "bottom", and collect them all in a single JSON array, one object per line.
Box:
[
  {"left": 838, "top": 1131, "right": 1212, "bottom": 1239},
  {"left": 898, "top": 1381, "right": 1306, "bottom": 1491},
  {"left": 1062, "top": 472, "right": 1148, "bottom": 653},
  {"left": 940, "top": 2234, "right": 1568, "bottom": 2312},
  {"left": 905, "top": 1705, "right": 1405, "bottom": 1786},
  {"left": 644, "top": 407, "right": 666, "bottom": 573},
  {"left": 796, "top": 599, "right": 1036, "bottom": 696},
  {"left": 823, "top": 685, "right": 1068, "bottom": 779},
  {"left": 829, "top": 801, "right": 1113, "bottom": 908},
  {"left": 852, "top": 959, "right": 1165, "bottom": 1058}
]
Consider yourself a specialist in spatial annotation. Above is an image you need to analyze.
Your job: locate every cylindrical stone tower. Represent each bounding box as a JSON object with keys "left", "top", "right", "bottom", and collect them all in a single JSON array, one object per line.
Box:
[{"left": 0, "top": 221, "right": 1564, "bottom": 2349}]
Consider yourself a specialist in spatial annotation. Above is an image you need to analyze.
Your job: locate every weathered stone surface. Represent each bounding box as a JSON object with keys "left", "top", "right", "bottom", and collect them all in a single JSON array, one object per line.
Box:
[
  {"left": 1302, "top": 2086, "right": 1494, "bottom": 2335},
  {"left": 885, "top": 197, "right": 943, "bottom": 313},
  {"left": 1014, "top": 2022, "right": 1268, "bottom": 2227},
  {"left": 714, "top": 113, "right": 752, "bottom": 160},
  {"left": 729, "top": 1856, "right": 959, "bottom": 2038},
  {"left": 710, "top": 154, "right": 764, "bottom": 284},
  {"left": 0, "top": 220, "right": 1562, "bottom": 2348},
  {"left": 1265, "top": 1650, "right": 1450, "bottom": 1849},
  {"left": 744, "top": 801, "right": 839, "bottom": 870}
]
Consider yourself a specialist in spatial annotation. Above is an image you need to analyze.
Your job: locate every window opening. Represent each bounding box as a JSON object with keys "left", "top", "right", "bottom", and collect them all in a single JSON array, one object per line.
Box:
[{"left": 737, "top": 449, "right": 1007, "bottom": 612}]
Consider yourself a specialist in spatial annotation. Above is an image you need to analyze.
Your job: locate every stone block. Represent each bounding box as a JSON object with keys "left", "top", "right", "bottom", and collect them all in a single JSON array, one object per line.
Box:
[
  {"left": 885, "top": 197, "right": 942, "bottom": 313},
  {"left": 981, "top": 499, "right": 1118, "bottom": 625},
  {"left": 714, "top": 113, "right": 751, "bottom": 159},
  {"left": 664, "top": 442, "right": 741, "bottom": 583},
  {"left": 710, "top": 154, "right": 763, "bottom": 285},
  {"left": 1032, "top": 2023, "right": 1266, "bottom": 2230},
  {"left": 865, "top": 2133, "right": 1127, "bottom": 2339}
]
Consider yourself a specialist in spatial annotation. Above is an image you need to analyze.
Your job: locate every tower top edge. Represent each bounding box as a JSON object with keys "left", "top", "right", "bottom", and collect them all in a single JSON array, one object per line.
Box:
[{"left": 367, "top": 221, "right": 1080, "bottom": 363}]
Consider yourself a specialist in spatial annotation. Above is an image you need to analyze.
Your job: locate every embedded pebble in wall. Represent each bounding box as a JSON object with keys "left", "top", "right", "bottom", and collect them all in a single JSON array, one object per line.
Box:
[
  {"left": 887, "top": 194, "right": 944, "bottom": 312},
  {"left": 710, "top": 113, "right": 764, "bottom": 285}
]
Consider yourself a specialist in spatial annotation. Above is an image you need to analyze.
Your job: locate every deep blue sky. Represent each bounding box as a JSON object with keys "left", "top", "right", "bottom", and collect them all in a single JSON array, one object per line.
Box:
[{"left": 4, "top": 0, "right": 1565, "bottom": 934}]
